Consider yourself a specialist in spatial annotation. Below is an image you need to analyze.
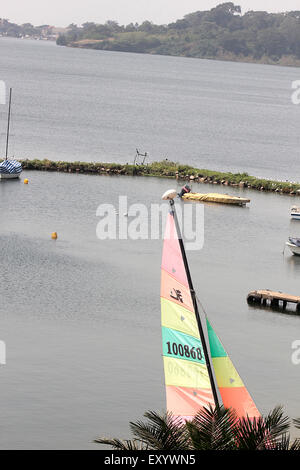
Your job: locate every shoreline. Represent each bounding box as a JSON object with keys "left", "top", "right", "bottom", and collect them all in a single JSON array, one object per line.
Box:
[
  {"left": 18, "top": 159, "right": 300, "bottom": 196},
  {"left": 2, "top": 37, "right": 300, "bottom": 68},
  {"left": 67, "top": 42, "right": 300, "bottom": 68}
]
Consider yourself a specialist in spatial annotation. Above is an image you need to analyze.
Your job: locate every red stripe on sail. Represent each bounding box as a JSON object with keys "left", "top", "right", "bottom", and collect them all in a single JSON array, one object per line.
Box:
[{"left": 219, "top": 387, "right": 260, "bottom": 419}]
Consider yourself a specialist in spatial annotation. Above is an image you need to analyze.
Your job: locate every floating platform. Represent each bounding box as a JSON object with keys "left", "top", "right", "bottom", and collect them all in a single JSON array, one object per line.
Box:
[
  {"left": 247, "top": 289, "right": 300, "bottom": 312},
  {"left": 182, "top": 192, "right": 250, "bottom": 206}
]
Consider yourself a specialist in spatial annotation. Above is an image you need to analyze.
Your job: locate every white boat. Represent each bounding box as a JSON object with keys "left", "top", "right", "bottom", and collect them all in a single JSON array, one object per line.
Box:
[
  {"left": 0, "top": 88, "right": 22, "bottom": 180},
  {"left": 286, "top": 240, "right": 300, "bottom": 256},
  {"left": 291, "top": 206, "right": 300, "bottom": 220},
  {"left": 0, "top": 160, "right": 22, "bottom": 179},
  {"left": 0, "top": 168, "right": 22, "bottom": 179}
]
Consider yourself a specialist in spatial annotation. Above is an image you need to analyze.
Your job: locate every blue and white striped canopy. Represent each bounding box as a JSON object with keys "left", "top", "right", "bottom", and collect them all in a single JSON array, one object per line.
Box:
[{"left": 0, "top": 160, "right": 22, "bottom": 175}]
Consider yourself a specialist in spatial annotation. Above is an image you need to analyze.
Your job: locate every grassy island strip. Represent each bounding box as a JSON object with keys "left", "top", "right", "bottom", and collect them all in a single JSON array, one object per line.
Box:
[{"left": 19, "top": 158, "right": 300, "bottom": 195}]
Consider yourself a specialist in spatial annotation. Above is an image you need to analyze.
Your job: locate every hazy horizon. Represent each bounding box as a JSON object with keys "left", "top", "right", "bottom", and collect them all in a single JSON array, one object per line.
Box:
[{"left": 2, "top": 1, "right": 300, "bottom": 28}]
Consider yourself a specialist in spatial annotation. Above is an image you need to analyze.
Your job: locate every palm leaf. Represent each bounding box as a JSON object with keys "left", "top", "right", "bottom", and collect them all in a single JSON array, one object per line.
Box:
[
  {"left": 94, "top": 437, "right": 148, "bottom": 450},
  {"left": 94, "top": 406, "right": 298, "bottom": 451},
  {"left": 274, "top": 434, "right": 300, "bottom": 451},
  {"left": 293, "top": 418, "right": 300, "bottom": 430},
  {"left": 289, "top": 438, "right": 300, "bottom": 451},
  {"left": 264, "top": 406, "right": 291, "bottom": 437},
  {"left": 186, "top": 405, "right": 237, "bottom": 450},
  {"left": 236, "top": 406, "right": 290, "bottom": 450},
  {"left": 130, "top": 411, "right": 189, "bottom": 450}
]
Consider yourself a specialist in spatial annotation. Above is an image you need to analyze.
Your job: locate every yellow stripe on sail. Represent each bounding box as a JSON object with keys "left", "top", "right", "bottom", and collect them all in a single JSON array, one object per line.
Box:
[
  {"left": 163, "top": 357, "right": 211, "bottom": 389},
  {"left": 161, "top": 298, "right": 200, "bottom": 339},
  {"left": 212, "top": 357, "right": 244, "bottom": 388}
]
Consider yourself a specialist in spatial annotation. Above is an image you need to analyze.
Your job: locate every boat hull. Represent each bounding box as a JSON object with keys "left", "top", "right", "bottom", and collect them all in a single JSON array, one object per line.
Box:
[
  {"left": 290, "top": 206, "right": 300, "bottom": 219},
  {"left": 286, "top": 242, "right": 300, "bottom": 256},
  {"left": 0, "top": 172, "right": 21, "bottom": 179},
  {"left": 182, "top": 192, "right": 250, "bottom": 206}
]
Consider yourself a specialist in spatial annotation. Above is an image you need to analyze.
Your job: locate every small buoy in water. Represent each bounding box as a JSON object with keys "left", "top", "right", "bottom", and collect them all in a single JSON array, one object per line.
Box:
[
  {"left": 24, "top": 178, "right": 29, "bottom": 184},
  {"left": 51, "top": 232, "right": 58, "bottom": 240}
]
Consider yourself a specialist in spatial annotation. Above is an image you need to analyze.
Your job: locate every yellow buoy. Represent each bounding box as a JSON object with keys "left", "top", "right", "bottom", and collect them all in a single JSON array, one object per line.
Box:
[
  {"left": 51, "top": 232, "right": 58, "bottom": 240},
  {"left": 24, "top": 178, "right": 29, "bottom": 184}
]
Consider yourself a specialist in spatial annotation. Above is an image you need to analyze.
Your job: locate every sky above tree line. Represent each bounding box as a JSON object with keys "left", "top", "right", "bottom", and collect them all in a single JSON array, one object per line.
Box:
[{"left": 2, "top": 1, "right": 300, "bottom": 27}]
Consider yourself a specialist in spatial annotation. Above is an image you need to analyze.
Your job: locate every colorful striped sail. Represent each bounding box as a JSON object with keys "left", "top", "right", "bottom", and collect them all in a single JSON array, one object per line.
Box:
[
  {"left": 161, "top": 200, "right": 260, "bottom": 421},
  {"left": 161, "top": 210, "right": 215, "bottom": 421},
  {"left": 206, "top": 319, "right": 260, "bottom": 419}
]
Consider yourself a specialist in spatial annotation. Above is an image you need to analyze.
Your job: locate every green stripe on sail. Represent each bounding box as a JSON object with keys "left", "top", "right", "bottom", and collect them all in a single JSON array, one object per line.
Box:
[
  {"left": 162, "top": 326, "right": 205, "bottom": 364},
  {"left": 206, "top": 319, "right": 227, "bottom": 358}
]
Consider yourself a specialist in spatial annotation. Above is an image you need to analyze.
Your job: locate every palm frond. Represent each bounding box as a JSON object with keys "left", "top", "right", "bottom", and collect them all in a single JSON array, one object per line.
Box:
[
  {"left": 235, "top": 415, "right": 269, "bottom": 450},
  {"left": 293, "top": 418, "right": 300, "bottom": 430},
  {"left": 94, "top": 437, "right": 148, "bottom": 450},
  {"left": 274, "top": 433, "right": 292, "bottom": 451},
  {"left": 130, "top": 410, "right": 189, "bottom": 450},
  {"left": 289, "top": 438, "right": 300, "bottom": 451},
  {"left": 94, "top": 406, "right": 299, "bottom": 451},
  {"left": 186, "top": 405, "right": 237, "bottom": 450},
  {"left": 274, "top": 434, "right": 300, "bottom": 451},
  {"left": 264, "top": 406, "right": 290, "bottom": 437},
  {"left": 237, "top": 406, "right": 290, "bottom": 450}
]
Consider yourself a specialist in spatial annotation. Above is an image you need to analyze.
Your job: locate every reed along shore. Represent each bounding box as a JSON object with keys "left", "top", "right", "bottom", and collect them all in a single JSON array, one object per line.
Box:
[{"left": 16, "top": 158, "right": 300, "bottom": 196}]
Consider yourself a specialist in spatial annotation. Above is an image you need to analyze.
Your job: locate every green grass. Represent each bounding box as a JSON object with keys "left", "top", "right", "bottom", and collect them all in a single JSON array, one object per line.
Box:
[{"left": 14, "top": 158, "right": 300, "bottom": 195}]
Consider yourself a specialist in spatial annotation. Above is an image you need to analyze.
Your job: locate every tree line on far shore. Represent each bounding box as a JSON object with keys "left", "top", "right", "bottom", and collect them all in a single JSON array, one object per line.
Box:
[
  {"left": 0, "top": 18, "right": 55, "bottom": 39},
  {"left": 56, "top": 3, "right": 300, "bottom": 65}
]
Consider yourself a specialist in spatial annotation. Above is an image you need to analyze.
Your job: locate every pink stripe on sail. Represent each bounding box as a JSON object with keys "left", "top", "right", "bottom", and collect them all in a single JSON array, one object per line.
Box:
[
  {"left": 166, "top": 385, "right": 214, "bottom": 418},
  {"left": 162, "top": 213, "right": 189, "bottom": 288}
]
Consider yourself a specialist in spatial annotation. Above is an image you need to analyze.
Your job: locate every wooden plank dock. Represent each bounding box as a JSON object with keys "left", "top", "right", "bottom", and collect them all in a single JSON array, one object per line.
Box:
[{"left": 247, "top": 289, "right": 300, "bottom": 312}]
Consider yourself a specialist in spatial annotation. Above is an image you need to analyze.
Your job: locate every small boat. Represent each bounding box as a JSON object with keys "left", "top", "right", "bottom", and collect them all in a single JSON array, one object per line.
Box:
[
  {"left": 289, "top": 237, "right": 300, "bottom": 247},
  {"left": 161, "top": 189, "right": 260, "bottom": 420},
  {"left": 182, "top": 192, "right": 250, "bottom": 206},
  {"left": 286, "top": 239, "right": 300, "bottom": 256},
  {"left": 0, "top": 88, "right": 22, "bottom": 180},
  {"left": 291, "top": 206, "right": 300, "bottom": 220},
  {"left": 0, "top": 160, "right": 22, "bottom": 179}
]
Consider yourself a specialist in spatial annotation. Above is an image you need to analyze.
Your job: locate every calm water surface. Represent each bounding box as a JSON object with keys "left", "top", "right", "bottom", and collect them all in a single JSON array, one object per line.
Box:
[
  {"left": 0, "top": 171, "right": 299, "bottom": 449},
  {"left": 0, "top": 38, "right": 299, "bottom": 449},
  {"left": 0, "top": 38, "right": 299, "bottom": 180}
]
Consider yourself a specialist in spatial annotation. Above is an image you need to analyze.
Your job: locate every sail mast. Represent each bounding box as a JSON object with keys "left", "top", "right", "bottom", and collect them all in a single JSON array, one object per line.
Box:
[
  {"left": 168, "top": 199, "right": 220, "bottom": 408},
  {"left": 5, "top": 88, "right": 12, "bottom": 160}
]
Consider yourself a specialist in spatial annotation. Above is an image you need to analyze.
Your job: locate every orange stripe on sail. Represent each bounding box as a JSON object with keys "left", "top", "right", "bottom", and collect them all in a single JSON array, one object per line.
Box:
[
  {"left": 161, "top": 269, "right": 194, "bottom": 312},
  {"left": 219, "top": 387, "right": 260, "bottom": 419}
]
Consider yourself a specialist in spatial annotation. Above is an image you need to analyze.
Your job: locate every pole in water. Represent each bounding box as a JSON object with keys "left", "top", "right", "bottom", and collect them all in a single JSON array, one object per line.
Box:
[
  {"left": 5, "top": 88, "right": 12, "bottom": 160},
  {"left": 168, "top": 197, "right": 220, "bottom": 409}
]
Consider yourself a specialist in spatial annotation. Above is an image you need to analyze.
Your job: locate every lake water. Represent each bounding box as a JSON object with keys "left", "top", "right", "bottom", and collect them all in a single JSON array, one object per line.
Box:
[
  {"left": 0, "top": 38, "right": 300, "bottom": 181},
  {"left": 0, "top": 39, "right": 300, "bottom": 449}
]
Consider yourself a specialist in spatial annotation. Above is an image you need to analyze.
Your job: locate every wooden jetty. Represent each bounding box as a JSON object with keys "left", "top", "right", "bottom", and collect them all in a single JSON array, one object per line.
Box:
[{"left": 247, "top": 289, "right": 300, "bottom": 312}]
